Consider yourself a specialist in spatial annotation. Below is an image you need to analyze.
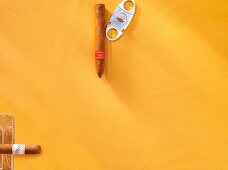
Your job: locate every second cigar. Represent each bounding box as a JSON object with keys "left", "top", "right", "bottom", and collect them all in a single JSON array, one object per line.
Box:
[{"left": 0, "top": 144, "right": 41, "bottom": 154}]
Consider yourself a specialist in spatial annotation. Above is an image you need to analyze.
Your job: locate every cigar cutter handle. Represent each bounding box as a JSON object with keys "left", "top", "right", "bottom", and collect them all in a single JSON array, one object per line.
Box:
[{"left": 106, "top": 0, "right": 136, "bottom": 41}]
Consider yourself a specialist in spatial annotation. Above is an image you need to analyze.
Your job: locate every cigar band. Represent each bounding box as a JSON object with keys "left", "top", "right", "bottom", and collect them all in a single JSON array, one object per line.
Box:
[
  {"left": 12, "top": 144, "right": 25, "bottom": 154},
  {"left": 95, "top": 51, "right": 105, "bottom": 60}
]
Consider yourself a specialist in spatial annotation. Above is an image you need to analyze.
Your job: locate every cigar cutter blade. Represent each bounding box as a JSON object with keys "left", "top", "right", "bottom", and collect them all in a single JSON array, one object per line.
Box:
[{"left": 106, "top": 0, "right": 136, "bottom": 41}]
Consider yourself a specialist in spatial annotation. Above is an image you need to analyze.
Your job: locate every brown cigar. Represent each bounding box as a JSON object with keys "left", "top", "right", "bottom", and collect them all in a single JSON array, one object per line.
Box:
[
  {"left": 95, "top": 4, "right": 105, "bottom": 78},
  {"left": 0, "top": 144, "right": 41, "bottom": 154}
]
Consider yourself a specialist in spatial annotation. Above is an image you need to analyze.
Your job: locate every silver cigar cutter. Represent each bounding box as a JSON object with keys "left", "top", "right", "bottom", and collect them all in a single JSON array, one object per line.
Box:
[{"left": 106, "top": 0, "right": 136, "bottom": 41}]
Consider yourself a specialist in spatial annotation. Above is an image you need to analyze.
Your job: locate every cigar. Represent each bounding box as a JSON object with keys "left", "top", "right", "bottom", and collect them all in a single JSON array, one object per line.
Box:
[
  {"left": 95, "top": 4, "right": 105, "bottom": 78},
  {"left": 0, "top": 144, "right": 41, "bottom": 154}
]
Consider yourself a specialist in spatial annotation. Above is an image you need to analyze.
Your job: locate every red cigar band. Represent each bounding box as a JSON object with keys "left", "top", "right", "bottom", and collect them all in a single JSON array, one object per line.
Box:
[{"left": 95, "top": 51, "right": 105, "bottom": 60}]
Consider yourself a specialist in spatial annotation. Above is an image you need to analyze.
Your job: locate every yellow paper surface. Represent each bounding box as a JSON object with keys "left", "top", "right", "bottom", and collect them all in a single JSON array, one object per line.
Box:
[{"left": 0, "top": 0, "right": 228, "bottom": 169}]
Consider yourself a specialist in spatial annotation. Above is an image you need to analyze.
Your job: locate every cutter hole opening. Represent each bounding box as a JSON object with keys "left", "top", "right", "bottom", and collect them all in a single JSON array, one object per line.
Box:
[
  {"left": 124, "top": 0, "right": 134, "bottom": 11},
  {"left": 117, "top": 17, "right": 124, "bottom": 23},
  {"left": 117, "top": 13, "right": 127, "bottom": 23},
  {"left": 107, "top": 28, "right": 118, "bottom": 39}
]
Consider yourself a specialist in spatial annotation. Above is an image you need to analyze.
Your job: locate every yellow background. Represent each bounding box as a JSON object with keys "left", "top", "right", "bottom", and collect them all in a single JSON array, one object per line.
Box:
[{"left": 0, "top": 0, "right": 228, "bottom": 169}]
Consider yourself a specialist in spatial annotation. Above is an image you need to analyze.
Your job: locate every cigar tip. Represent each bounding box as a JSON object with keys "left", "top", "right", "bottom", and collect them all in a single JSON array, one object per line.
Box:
[
  {"left": 98, "top": 73, "right": 103, "bottom": 78},
  {"left": 98, "top": 71, "right": 104, "bottom": 78}
]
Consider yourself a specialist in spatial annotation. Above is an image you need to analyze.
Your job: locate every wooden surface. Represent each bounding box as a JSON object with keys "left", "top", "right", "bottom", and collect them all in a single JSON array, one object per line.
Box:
[
  {"left": 0, "top": 0, "right": 228, "bottom": 169},
  {"left": 0, "top": 115, "right": 14, "bottom": 170}
]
